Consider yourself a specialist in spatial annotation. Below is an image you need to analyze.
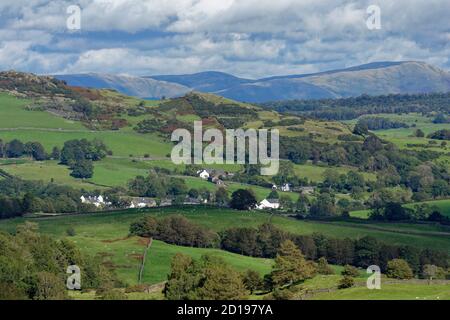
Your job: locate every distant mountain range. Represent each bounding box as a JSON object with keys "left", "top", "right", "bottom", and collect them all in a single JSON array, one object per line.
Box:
[{"left": 55, "top": 61, "right": 450, "bottom": 102}]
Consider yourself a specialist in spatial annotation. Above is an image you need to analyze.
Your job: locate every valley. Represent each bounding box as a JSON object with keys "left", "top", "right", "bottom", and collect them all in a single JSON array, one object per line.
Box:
[{"left": 0, "top": 70, "right": 448, "bottom": 300}]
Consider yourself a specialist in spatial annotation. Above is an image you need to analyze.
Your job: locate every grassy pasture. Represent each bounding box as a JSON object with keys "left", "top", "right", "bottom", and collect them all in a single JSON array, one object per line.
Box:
[
  {"left": 143, "top": 240, "right": 273, "bottom": 284},
  {"left": 1, "top": 206, "right": 448, "bottom": 254},
  {"left": 0, "top": 129, "right": 171, "bottom": 157},
  {"left": 351, "top": 199, "right": 450, "bottom": 219},
  {"left": 351, "top": 113, "right": 450, "bottom": 153},
  {"left": 0, "top": 93, "right": 85, "bottom": 130},
  {"left": 0, "top": 206, "right": 448, "bottom": 298},
  {"left": 294, "top": 163, "right": 377, "bottom": 183},
  {"left": 0, "top": 208, "right": 276, "bottom": 286},
  {"left": 310, "top": 282, "right": 450, "bottom": 300},
  {"left": 0, "top": 160, "right": 104, "bottom": 190}
]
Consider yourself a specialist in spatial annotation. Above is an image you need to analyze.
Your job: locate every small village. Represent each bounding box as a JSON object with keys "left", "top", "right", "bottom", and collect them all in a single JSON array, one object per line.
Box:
[{"left": 80, "top": 168, "right": 316, "bottom": 211}]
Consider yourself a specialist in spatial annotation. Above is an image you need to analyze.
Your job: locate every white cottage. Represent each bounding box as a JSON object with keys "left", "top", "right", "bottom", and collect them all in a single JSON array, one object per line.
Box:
[
  {"left": 256, "top": 198, "right": 280, "bottom": 210},
  {"left": 80, "top": 195, "right": 109, "bottom": 208},
  {"left": 129, "top": 197, "right": 156, "bottom": 209},
  {"left": 197, "top": 170, "right": 210, "bottom": 180}
]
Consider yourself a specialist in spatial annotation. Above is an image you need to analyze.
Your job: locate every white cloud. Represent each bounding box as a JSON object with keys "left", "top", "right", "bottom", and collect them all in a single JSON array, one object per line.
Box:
[{"left": 0, "top": 0, "right": 448, "bottom": 77}]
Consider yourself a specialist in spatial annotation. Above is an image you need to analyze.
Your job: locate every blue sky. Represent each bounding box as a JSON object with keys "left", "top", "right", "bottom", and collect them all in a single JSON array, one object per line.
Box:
[{"left": 0, "top": 0, "right": 449, "bottom": 78}]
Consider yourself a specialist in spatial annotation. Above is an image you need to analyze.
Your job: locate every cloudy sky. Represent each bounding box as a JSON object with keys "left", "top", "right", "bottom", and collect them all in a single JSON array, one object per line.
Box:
[{"left": 0, "top": 0, "right": 449, "bottom": 78}]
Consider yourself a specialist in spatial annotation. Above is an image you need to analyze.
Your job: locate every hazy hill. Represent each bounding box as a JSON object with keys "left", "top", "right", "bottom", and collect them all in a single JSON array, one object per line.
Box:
[
  {"left": 54, "top": 61, "right": 450, "bottom": 103},
  {"left": 150, "top": 71, "right": 252, "bottom": 92},
  {"left": 160, "top": 61, "right": 450, "bottom": 102},
  {"left": 55, "top": 73, "right": 191, "bottom": 99}
]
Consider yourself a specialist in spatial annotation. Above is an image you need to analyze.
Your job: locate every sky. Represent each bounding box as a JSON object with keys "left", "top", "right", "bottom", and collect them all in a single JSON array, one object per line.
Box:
[{"left": 0, "top": 0, "right": 449, "bottom": 78}]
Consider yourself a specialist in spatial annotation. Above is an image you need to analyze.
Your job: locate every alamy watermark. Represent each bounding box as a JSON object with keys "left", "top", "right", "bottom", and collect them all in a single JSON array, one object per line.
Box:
[
  {"left": 66, "top": 265, "right": 81, "bottom": 290},
  {"left": 66, "top": 5, "right": 81, "bottom": 30},
  {"left": 171, "top": 121, "right": 279, "bottom": 176},
  {"left": 65, "top": 4, "right": 381, "bottom": 32},
  {"left": 366, "top": 5, "right": 381, "bottom": 30},
  {"left": 366, "top": 265, "right": 381, "bottom": 289}
]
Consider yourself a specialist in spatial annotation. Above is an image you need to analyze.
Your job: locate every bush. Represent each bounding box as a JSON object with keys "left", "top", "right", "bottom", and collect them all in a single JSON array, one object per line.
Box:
[
  {"left": 125, "top": 284, "right": 149, "bottom": 293},
  {"left": 242, "top": 270, "right": 263, "bottom": 294},
  {"left": 338, "top": 276, "right": 355, "bottom": 289},
  {"left": 66, "top": 227, "right": 76, "bottom": 237},
  {"left": 164, "top": 254, "right": 248, "bottom": 300},
  {"left": 229, "top": 189, "right": 257, "bottom": 210},
  {"left": 98, "top": 289, "right": 128, "bottom": 300},
  {"left": 386, "top": 259, "right": 414, "bottom": 279},
  {"left": 317, "top": 257, "right": 335, "bottom": 275},
  {"left": 341, "top": 265, "right": 359, "bottom": 277},
  {"left": 70, "top": 159, "right": 94, "bottom": 179},
  {"left": 270, "top": 288, "right": 296, "bottom": 300}
]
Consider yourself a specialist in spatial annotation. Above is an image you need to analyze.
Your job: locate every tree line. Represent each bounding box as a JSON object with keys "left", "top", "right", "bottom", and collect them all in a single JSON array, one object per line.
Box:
[
  {"left": 0, "top": 138, "right": 110, "bottom": 179},
  {"left": 129, "top": 216, "right": 449, "bottom": 276},
  {"left": 356, "top": 116, "right": 409, "bottom": 130},
  {"left": 261, "top": 92, "right": 450, "bottom": 121},
  {"left": 164, "top": 237, "right": 449, "bottom": 300},
  {"left": 0, "top": 177, "right": 95, "bottom": 219}
]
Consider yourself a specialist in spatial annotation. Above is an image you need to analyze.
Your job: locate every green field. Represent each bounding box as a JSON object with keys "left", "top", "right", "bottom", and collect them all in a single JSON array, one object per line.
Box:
[
  {"left": 0, "top": 206, "right": 449, "bottom": 288},
  {"left": 1, "top": 207, "right": 448, "bottom": 253},
  {"left": 0, "top": 207, "right": 276, "bottom": 286},
  {"left": 0, "top": 160, "right": 104, "bottom": 190},
  {"left": 0, "top": 93, "right": 85, "bottom": 130},
  {"left": 294, "top": 163, "right": 377, "bottom": 183},
  {"left": 351, "top": 199, "right": 450, "bottom": 219},
  {"left": 0, "top": 129, "right": 171, "bottom": 158},
  {"left": 349, "top": 113, "right": 450, "bottom": 154},
  {"left": 310, "top": 282, "right": 450, "bottom": 300},
  {"left": 1, "top": 206, "right": 448, "bottom": 299},
  {"left": 143, "top": 240, "right": 273, "bottom": 284}
]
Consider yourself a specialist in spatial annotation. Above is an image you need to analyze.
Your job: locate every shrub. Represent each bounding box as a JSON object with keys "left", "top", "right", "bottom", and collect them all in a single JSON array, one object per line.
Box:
[
  {"left": 230, "top": 189, "right": 257, "bottom": 210},
  {"left": 386, "top": 259, "right": 414, "bottom": 279},
  {"left": 242, "top": 270, "right": 263, "bottom": 294},
  {"left": 341, "top": 265, "right": 359, "bottom": 277},
  {"left": 66, "top": 227, "right": 76, "bottom": 237},
  {"left": 98, "top": 289, "right": 128, "bottom": 300},
  {"left": 338, "top": 276, "right": 355, "bottom": 289},
  {"left": 317, "top": 257, "right": 335, "bottom": 275}
]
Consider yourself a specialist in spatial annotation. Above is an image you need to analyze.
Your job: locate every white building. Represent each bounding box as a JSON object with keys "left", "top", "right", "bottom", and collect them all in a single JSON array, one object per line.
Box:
[
  {"left": 129, "top": 197, "right": 156, "bottom": 209},
  {"left": 80, "top": 195, "right": 110, "bottom": 208},
  {"left": 256, "top": 198, "right": 280, "bottom": 210},
  {"left": 280, "top": 183, "right": 291, "bottom": 192},
  {"left": 197, "top": 169, "right": 210, "bottom": 180}
]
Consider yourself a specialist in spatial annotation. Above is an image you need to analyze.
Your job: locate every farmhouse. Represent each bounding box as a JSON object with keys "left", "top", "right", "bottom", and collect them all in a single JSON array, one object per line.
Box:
[
  {"left": 256, "top": 198, "right": 280, "bottom": 210},
  {"left": 129, "top": 197, "right": 156, "bottom": 209},
  {"left": 280, "top": 183, "right": 291, "bottom": 192},
  {"left": 80, "top": 195, "right": 111, "bottom": 208}
]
